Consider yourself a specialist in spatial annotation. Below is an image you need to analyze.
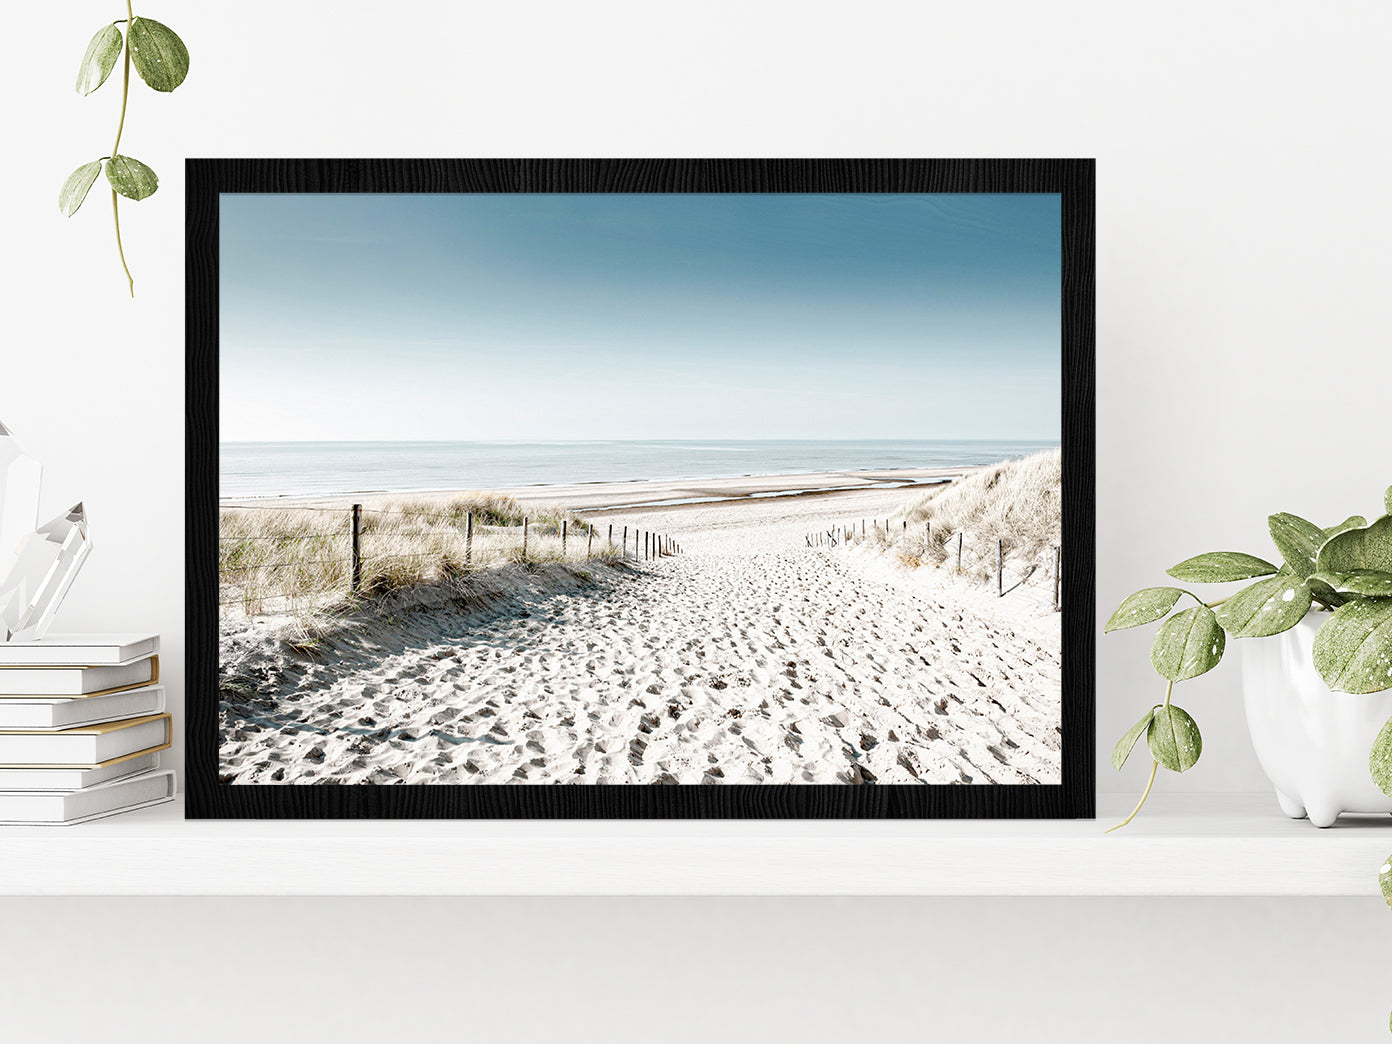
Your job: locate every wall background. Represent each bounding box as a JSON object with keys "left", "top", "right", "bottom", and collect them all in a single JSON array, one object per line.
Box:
[{"left": 3, "top": 1, "right": 1390, "bottom": 1039}]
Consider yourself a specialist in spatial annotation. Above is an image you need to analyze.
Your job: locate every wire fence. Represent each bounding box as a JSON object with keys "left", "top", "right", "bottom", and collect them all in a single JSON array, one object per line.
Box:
[
  {"left": 219, "top": 502, "right": 682, "bottom": 613},
  {"left": 805, "top": 516, "right": 1062, "bottom": 610}
]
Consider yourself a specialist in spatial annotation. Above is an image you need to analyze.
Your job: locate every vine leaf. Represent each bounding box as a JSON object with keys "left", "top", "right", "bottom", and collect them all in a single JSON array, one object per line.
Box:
[
  {"left": 1379, "top": 848, "right": 1392, "bottom": 908},
  {"left": 58, "top": 160, "right": 105, "bottom": 217},
  {"left": 1371, "top": 719, "right": 1392, "bottom": 799},
  {"left": 1215, "top": 575, "right": 1312, "bottom": 638},
  {"left": 1112, "top": 708, "right": 1156, "bottom": 770},
  {"left": 1312, "top": 599, "right": 1392, "bottom": 694},
  {"left": 1317, "top": 515, "right": 1392, "bottom": 575},
  {"left": 1267, "top": 513, "right": 1325, "bottom": 579},
  {"left": 1147, "top": 705, "right": 1202, "bottom": 772},
  {"left": 1306, "top": 573, "right": 1350, "bottom": 610},
  {"left": 1104, "top": 588, "right": 1184, "bottom": 633},
  {"left": 76, "top": 24, "right": 123, "bottom": 96},
  {"left": 1386, "top": 486, "right": 1392, "bottom": 515},
  {"left": 1151, "top": 606, "right": 1226, "bottom": 681},
  {"left": 1166, "top": 551, "right": 1277, "bottom": 583},
  {"left": 128, "top": 17, "right": 189, "bottom": 92},
  {"left": 1308, "top": 570, "right": 1392, "bottom": 599},
  {"left": 105, "top": 155, "right": 159, "bottom": 201},
  {"left": 1325, "top": 515, "right": 1368, "bottom": 540}
]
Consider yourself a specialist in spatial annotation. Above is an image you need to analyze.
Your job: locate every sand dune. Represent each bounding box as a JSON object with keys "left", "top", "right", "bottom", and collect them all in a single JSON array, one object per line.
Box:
[{"left": 219, "top": 482, "right": 1061, "bottom": 786}]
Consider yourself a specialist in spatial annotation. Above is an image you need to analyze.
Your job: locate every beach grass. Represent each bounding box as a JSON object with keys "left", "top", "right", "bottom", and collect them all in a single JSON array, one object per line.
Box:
[
  {"left": 219, "top": 494, "right": 617, "bottom": 616},
  {"left": 853, "top": 449, "right": 1062, "bottom": 584}
]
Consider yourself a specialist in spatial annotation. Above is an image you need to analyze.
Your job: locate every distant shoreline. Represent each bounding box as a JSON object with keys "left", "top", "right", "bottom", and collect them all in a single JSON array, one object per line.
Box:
[
  {"left": 219, "top": 439, "right": 1058, "bottom": 501},
  {"left": 219, "top": 466, "right": 987, "bottom": 514}
]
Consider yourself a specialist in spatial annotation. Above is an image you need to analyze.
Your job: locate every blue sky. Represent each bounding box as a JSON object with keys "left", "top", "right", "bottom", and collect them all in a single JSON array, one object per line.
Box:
[{"left": 220, "top": 193, "right": 1060, "bottom": 441}]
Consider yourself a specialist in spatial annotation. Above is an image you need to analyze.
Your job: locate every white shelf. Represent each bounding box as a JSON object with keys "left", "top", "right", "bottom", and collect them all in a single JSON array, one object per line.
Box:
[{"left": 1, "top": 794, "right": 1388, "bottom": 896}]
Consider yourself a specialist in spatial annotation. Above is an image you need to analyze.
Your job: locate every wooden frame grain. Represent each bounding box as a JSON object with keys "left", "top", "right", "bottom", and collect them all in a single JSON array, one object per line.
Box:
[{"left": 186, "top": 158, "right": 1095, "bottom": 819}]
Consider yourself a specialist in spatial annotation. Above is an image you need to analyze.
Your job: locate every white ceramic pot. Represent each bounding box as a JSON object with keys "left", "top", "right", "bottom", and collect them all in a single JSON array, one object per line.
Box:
[{"left": 1241, "top": 611, "right": 1392, "bottom": 827}]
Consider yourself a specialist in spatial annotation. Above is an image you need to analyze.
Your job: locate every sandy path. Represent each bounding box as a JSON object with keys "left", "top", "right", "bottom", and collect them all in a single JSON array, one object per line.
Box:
[{"left": 220, "top": 533, "right": 1061, "bottom": 786}]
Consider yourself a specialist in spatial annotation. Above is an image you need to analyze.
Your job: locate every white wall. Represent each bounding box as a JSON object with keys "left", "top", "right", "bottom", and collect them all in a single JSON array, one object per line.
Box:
[{"left": 3, "top": 2, "right": 1391, "bottom": 1039}]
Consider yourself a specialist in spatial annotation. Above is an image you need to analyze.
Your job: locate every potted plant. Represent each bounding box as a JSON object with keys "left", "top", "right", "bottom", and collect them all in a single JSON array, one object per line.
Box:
[{"left": 1105, "top": 483, "right": 1392, "bottom": 833}]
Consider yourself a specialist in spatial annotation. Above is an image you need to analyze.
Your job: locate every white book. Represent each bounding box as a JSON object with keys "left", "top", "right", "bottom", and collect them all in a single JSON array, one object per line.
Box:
[
  {"left": 0, "top": 714, "right": 171, "bottom": 767},
  {"left": 0, "top": 654, "right": 158, "bottom": 696},
  {"left": 0, "top": 685, "right": 165, "bottom": 730},
  {"left": 0, "top": 750, "right": 161, "bottom": 790},
  {"left": 0, "top": 769, "right": 175, "bottom": 825},
  {"left": 0, "top": 633, "right": 159, "bottom": 667}
]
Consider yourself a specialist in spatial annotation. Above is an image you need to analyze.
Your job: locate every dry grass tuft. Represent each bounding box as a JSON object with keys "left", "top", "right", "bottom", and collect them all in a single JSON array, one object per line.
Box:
[
  {"left": 220, "top": 494, "right": 620, "bottom": 617},
  {"left": 851, "top": 449, "right": 1062, "bottom": 586}
]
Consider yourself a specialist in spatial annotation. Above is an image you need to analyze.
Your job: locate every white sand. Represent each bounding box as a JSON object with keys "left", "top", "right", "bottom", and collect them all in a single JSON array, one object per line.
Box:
[{"left": 219, "top": 475, "right": 1061, "bottom": 786}]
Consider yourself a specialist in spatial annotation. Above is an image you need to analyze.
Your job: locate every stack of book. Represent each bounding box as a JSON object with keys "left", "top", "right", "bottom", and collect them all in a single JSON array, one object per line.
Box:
[{"left": 0, "top": 633, "right": 174, "bottom": 825}]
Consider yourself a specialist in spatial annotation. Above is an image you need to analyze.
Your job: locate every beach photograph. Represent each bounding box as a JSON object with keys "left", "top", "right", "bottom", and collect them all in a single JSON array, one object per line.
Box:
[{"left": 217, "top": 191, "right": 1064, "bottom": 787}]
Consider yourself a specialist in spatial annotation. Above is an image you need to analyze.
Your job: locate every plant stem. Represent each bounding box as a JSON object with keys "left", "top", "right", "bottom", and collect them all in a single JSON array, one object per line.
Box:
[
  {"left": 111, "top": 190, "right": 133, "bottom": 297},
  {"left": 111, "top": 0, "right": 135, "bottom": 297},
  {"left": 1106, "top": 679, "right": 1175, "bottom": 832},
  {"left": 1106, "top": 759, "right": 1158, "bottom": 833}
]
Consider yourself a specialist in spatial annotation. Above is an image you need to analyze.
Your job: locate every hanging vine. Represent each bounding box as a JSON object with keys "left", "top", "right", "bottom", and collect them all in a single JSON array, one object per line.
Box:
[{"left": 59, "top": 6, "right": 189, "bottom": 297}]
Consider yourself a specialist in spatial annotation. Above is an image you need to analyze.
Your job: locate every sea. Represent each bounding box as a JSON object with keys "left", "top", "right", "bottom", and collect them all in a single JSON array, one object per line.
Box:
[{"left": 219, "top": 439, "right": 1058, "bottom": 499}]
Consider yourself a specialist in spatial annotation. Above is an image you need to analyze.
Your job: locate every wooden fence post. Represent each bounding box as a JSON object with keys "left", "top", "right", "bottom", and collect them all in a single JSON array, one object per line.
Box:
[
  {"left": 465, "top": 511, "right": 473, "bottom": 569},
  {"left": 523, "top": 517, "right": 529, "bottom": 558},
  {"left": 588, "top": 526, "right": 594, "bottom": 558},
  {"left": 608, "top": 523, "right": 613, "bottom": 548},
  {"left": 1053, "top": 546, "right": 1062, "bottom": 610},
  {"left": 957, "top": 531, "right": 963, "bottom": 573},
  {"left": 997, "top": 539, "right": 1004, "bottom": 596},
  {"left": 645, "top": 531, "right": 650, "bottom": 560},
  {"left": 562, "top": 520, "right": 568, "bottom": 555},
  {"left": 623, "top": 526, "right": 628, "bottom": 557},
  {"left": 350, "top": 504, "right": 362, "bottom": 592}
]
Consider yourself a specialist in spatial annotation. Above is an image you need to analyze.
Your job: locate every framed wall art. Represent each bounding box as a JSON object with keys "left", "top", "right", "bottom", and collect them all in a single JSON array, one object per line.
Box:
[{"left": 186, "top": 158, "right": 1094, "bottom": 818}]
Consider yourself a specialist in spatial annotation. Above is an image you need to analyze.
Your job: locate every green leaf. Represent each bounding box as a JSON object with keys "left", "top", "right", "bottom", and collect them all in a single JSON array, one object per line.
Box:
[
  {"left": 76, "top": 24, "right": 123, "bottom": 95},
  {"left": 1317, "top": 515, "right": 1392, "bottom": 575},
  {"left": 1215, "top": 575, "right": 1312, "bottom": 637},
  {"left": 1267, "top": 513, "right": 1325, "bottom": 579},
  {"left": 1385, "top": 487, "right": 1391, "bottom": 515},
  {"left": 1312, "top": 599, "right": 1392, "bottom": 694},
  {"left": 1166, "top": 551, "right": 1278, "bottom": 583},
  {"left": 1104, "top": 588, "right": 1185, "bottom": 633},
  {"left": 1325, "top": 515, "right": 1367, "bottom": 540},
  {"left": 1147, "top": 704, "right": 1202, "bottom": 772},
  {"left": 1306, "top": 573, "right": 1350, "bottom": 610},
  {"left": 128, "top": 17, "right": 189, "bottom": 92},
  {"left": 58, "top": 160, "right": 104, "bottom": 217},
  {"left": 1150, "top": 606, "right": 1226, "bottom": 681},
  {"left": 1309, "top": 570, "right": 1392, "bottom": 599},
  {"left": 104, "top": 155, "right": 158, "bottom": 201},
  {"left": 1371, "top": 718, "right": 1392, "bottom": 799},
  {"left": 1112, "top": 708, "right": 1156, "bottom": 770},
  {"left": 1379, "top": 848, "right": 1392, "bottom": 909}
]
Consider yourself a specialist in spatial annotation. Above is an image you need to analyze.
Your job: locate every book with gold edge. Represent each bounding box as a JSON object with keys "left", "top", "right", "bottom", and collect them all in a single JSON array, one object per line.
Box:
[
  {"left": 0, "top": 655, "right": 158, "bottom": 696},
  {"left": 0, "top": 713, "right": 172, "bottom": 767}
]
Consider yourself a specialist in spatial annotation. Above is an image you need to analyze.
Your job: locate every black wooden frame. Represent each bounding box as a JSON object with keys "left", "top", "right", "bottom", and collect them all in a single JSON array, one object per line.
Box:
[{"left": 186, "top": 158, "right": 1095, "bottom": 819}]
